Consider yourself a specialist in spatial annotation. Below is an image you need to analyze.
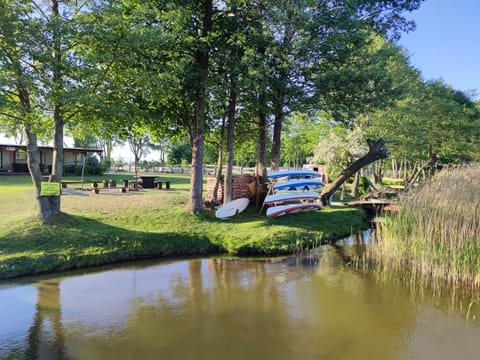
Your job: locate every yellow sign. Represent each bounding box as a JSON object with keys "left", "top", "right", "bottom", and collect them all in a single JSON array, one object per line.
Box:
[{"left": 40, "top": 182, "right": 61, "bottom": 197}]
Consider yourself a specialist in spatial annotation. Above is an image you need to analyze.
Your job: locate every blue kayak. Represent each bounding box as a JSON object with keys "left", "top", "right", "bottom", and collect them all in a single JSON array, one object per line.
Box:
[
  {"left": 273, "top": 179, "right": 325, "bottom": 191},
  {"left": 268, "top": 169, "right": 320, "bottom": 179}
]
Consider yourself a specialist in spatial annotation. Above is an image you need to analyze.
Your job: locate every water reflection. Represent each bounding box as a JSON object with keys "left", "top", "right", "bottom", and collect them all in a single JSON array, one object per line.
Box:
[{"left": 1, "top": 249, "right": 479, "bottom": 360}]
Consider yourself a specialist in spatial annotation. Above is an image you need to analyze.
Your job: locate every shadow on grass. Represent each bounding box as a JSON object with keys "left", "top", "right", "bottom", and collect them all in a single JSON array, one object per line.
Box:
[
  {"left": 1, "top": 204, "right": 367, "bottom": 279},
  {"left": 0, "top": 213, "right": 222, "bottom": 280}
]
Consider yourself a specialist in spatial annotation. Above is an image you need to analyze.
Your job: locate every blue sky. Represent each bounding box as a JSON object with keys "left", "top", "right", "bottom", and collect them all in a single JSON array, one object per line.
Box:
[{"left": 397, "top": 0, "right": 480, "bottom": 99}]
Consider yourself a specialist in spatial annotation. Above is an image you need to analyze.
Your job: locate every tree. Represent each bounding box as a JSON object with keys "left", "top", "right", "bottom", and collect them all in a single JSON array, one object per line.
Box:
[
  {"left": 126, "top": 127, "right": 149, "bottom": 185},
  {"left": 365, "top": 80, "right": 480, "bottom": 186},
  {"left": 0, "top": 0, "right": 112, "bottom": 220},
  {"left": 264, "top": 1, "right": 424, "bottom": 171},
  {"left": 281, "top": 113, "right": 324, "bottom": 168},
  {"left": 88, "top": 0, "right": 425, "bottom": 212},
  {"left": 167, "top": 140, "right": 192, "bottom": 165},
  {"left": 308, "top": 35, "right": 430, "bottom": 202},
  {"left": 104, "top": 0, "right": 214, "bottom": 213}
]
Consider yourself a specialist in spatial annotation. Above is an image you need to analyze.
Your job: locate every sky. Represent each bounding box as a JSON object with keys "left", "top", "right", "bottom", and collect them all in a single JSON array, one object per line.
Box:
[
  {"left": 2, "top": 0, "right": 479, "bottom": 160},
  {"left": 397, "top": 0, "right": 480, "bottom": 99}
]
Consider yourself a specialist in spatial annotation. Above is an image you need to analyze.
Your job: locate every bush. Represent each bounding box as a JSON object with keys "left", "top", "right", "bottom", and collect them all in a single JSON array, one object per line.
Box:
[{"left": 65, "top": 164, "right": 106, "bottom": 176}]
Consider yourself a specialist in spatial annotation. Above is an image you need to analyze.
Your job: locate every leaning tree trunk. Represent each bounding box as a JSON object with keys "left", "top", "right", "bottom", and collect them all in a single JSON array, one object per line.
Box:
[{"left": 320, "top": 138, "right": 388, "bottom": 206}]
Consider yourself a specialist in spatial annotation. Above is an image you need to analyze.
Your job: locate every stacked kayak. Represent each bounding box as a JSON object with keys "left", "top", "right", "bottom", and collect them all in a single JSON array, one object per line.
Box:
[
  {"left": 273, "top": 179, "right": 324, "bottom": 191},
  {"left": 267, "top": 169, "right": 321, "bottom": 180},
  {"left": 265, "top": 170, "right": 324, "bottom": 218}
]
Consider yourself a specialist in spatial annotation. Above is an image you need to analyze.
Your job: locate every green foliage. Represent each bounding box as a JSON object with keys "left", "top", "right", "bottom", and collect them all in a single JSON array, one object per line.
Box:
[
  {"left": 358, "top": 176, "right": 370, "bottom": 195},
  {"left": 280, "top": 113, "right": 324, "bottom": 168},
  {"left": 365, "top": 80, "right": 480, "bottom": 168},
  {"left": 0, "top": 1, "right": 114, "bottom": 133},
  {"left": 312, "top": 124, "right": 368, "bottom": 178},
  {"left": 168, "top": 141, "right": 192, "bottom": 165}
]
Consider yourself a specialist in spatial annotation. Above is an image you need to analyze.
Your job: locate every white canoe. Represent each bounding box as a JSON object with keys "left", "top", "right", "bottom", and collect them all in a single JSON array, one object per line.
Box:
[
  {"left": 266, "top": 203, "right": 322, "bottom": 218},
  {"left": 215, "top": 197, "right": 250, "bottom": 219},
  {"left": 264, "top": 192, "right": 319, "bottom": 205}
]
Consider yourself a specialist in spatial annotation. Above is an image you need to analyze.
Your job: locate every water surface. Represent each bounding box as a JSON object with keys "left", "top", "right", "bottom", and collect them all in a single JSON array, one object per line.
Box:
[{"left": 1, "top": 246, "right": 479, "bottom": 359}]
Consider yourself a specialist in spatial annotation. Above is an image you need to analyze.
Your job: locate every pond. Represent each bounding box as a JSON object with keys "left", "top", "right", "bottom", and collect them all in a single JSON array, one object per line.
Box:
[{"left": 1, "top": 236, "right": 479, "bottom": 360}]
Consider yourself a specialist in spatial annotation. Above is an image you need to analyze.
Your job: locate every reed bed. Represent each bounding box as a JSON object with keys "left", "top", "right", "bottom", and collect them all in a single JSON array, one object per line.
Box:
[{"left": 374, "top": 163, "right": 480, "bottom": 291}]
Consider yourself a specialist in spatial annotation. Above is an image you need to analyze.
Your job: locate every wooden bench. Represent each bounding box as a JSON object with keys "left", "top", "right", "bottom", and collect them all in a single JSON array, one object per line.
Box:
[
  {"left": 154, "top": 181, "right": 170, "bottom": 190},
  {"left": 127, "top": 180, "right": 141, "bottom": 190},
  {"left": 61, "top": 181, "right": 99, "bottom": 188}
]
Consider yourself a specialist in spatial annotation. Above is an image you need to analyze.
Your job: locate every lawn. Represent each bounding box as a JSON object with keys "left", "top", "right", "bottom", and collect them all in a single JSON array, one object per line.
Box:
[{"left": 0, "top": 172, "right": 367, "bottom": 279}]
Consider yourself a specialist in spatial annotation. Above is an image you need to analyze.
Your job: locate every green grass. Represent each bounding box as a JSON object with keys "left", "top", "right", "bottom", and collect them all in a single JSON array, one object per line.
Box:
[
  {"left": 381, "top": 177, "right": 404, "bottom": 187},
  {"left": 374, "top": 163, "right": 480, "bottom": 290},
  {"left": 0, "top": 173, "right": 367, "bottom": 279}
]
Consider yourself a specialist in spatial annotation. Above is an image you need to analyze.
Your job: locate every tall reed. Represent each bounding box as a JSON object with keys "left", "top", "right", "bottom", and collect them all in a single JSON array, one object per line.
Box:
[{"left": 375, "top": 163, "right": 480, "bottom": 291}]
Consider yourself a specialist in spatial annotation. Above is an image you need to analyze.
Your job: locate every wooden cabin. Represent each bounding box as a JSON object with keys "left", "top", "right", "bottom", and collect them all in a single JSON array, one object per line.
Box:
[{"left": 0, "top": 144, "right": 103, "bottom": 174}]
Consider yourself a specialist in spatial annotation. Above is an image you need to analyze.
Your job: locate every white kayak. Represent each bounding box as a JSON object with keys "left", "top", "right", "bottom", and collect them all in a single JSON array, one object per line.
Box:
[{"left": 215, "top": 197, "right": 250, "bottom": 219}]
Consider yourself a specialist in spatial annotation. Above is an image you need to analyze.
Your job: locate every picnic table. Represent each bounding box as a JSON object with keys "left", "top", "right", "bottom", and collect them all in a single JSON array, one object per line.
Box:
[{"left": 139, "top": 176, "right": 156, "bottom": 189}]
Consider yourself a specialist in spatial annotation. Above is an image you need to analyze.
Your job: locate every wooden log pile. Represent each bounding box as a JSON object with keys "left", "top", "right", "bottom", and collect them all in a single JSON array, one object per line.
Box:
[{"left": 206, "top": 175, "right": 257, "bottom": 202}]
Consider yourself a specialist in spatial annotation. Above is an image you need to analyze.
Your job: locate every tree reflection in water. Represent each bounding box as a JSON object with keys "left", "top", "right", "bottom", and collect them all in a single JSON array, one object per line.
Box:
[
  {"left": 26, "top": 279, "right": 65, "bottom": 359},
  {"left": 3, "top": 245, "right": 479, "bottom": 359}
]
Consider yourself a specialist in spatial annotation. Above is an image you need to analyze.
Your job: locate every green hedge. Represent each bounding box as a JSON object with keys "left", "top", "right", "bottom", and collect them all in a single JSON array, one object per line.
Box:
[{"left": 63, "top": 164, "right": 106, "bottom": 176}]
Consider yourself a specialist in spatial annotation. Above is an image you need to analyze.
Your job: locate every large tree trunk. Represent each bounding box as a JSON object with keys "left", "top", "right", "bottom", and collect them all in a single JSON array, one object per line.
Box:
[
  {"left": 189, "top": 0, "right": 212, "bottom": 214},
  {"left": 224, "top": 76, "right": 237, "bottom": 204},
  {"left": 26, "top": 129, "right": 61, "bottom": 220},
  {"left": 36, "top": 0, "right": 62, "bottom": 218},
  {"left": 190, "top": 125, "right": 205, "bottom": 213},
  {"left": 320, "top": 138, "right": 388, "bottom": 206}
]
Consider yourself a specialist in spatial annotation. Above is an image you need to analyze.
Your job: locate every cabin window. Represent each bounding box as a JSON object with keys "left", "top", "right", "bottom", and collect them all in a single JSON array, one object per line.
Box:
[
  {"left": 0, "top": 149, "right": 3, "bottom": 168},
  {"left": 15, "top": 149, "right": 27, "bottom": 162},
  {"left": 75, "top": 152, "right": 85, "bottom": 163}
]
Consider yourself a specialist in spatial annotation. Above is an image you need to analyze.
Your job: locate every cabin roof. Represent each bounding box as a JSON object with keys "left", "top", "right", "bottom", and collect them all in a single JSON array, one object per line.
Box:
[{"left": 0, "top": 144, "right": 103, "bottom": 153}]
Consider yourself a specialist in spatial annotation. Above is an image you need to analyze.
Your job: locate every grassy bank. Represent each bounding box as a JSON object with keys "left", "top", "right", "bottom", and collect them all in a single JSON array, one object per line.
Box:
[
  {"left": 0, "top": 173, "right": 366, "bottom": 279},
  {"left": 374, "top": 163, "right": 480, "bottom": 290}
]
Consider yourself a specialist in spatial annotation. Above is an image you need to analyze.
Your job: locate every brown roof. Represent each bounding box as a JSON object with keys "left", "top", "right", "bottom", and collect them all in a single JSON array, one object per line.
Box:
[{"left": 0, "top": 144, "right": 103, "bottom": 153}]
